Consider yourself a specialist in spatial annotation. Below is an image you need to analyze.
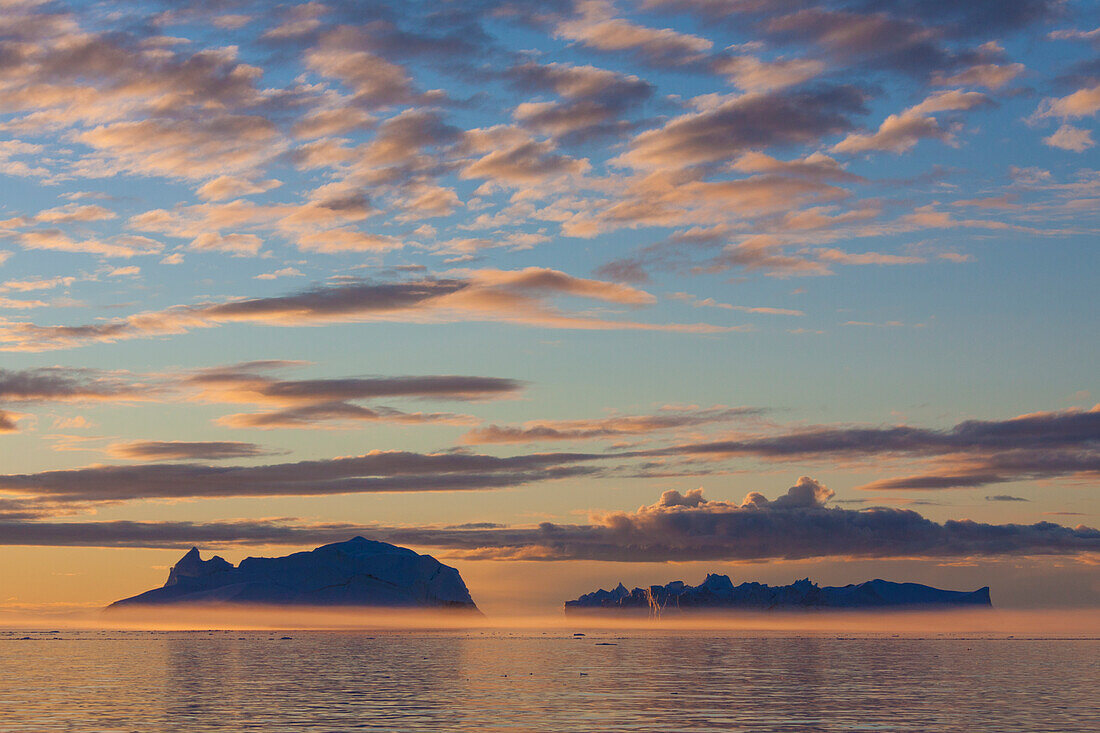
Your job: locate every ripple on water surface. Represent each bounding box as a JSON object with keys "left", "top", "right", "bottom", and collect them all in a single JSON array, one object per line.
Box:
[{"left": 0, "top": 631, "right": 1097, "bottom": 732}]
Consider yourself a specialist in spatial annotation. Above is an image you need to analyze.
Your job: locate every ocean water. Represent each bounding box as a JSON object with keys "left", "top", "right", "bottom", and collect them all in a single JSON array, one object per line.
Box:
[{"left": 0, "top": 630, "right": 1096, "bottom": 732}]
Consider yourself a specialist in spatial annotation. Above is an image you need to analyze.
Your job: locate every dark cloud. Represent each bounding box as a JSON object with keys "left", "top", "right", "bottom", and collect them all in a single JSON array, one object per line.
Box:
[
  {"left": 653, "top": 0, "right": 1063, "bottom": 75},
  {"left": 181, "top": 354, "right": 521, "bottom": 429},
  {"left": 235, "top": 374, "right": 521, "bottom": 402},
  {"left": 0, "top": 449, "right": 605, "bottom": 501},
  {"left": 624, "top": 85, "right": 866, "bottom": 169},
  {"left": 766, "top": 8, "right": 951, "bottom": 75},
  {"left": 200, "top": 278, "right": 466, "bottom": 320},
  {"left": 638, "top": 407, "right": 1100, "bottom": 490},
  {"left": 505, "top": 61, "right": 653, "bottom": 141},
  {"left": 106, "top": 441, "right": 275, "bottom": 461},
  {"left": 0, "top": 367, "right": 148, "bottom": 403},
  {"left": 381, "top": 477, "right": 1100, "bottom": 562},
  {"left": 986, "top": 495, "right": 1030, "bottom": 502},
  {"left": 654, "top": 408, "right": 1100, "bottom": 457},
  {"left": 2, "top": 478, "right": 1094, "bottom": 560},
  {"left": 861, "top": 0, "right": 1065, "bottom": 36},
  {"left": 0, "top": 518, "right": 366, "bottom": 550},
  {"left": 0, "top": 409, "right": 19, "bottom": 432}
]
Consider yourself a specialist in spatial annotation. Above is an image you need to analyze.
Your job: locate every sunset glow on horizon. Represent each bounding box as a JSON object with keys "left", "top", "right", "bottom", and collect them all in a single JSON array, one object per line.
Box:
[{"left": 0, "top": 0, "right": 1097, "bottom": 618}]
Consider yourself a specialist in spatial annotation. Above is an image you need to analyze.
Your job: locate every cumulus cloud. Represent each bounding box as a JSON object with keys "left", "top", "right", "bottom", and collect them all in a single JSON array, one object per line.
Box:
[{"left": 386, "top": 477, "right": 1099, "bottom": 562}]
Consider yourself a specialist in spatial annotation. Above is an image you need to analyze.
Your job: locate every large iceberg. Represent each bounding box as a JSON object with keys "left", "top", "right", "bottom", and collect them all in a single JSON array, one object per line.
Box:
[
  {"left": 108, "top": 537, "right": 478, "bottom": 610},
  {"left": 564, "top": 575, "right": 991, "bottom": 613}
]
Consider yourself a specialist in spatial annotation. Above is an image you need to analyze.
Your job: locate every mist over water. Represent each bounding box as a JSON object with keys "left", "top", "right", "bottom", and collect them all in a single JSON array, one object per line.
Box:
[{"left": 2, "top": 605, "right": 1099, "bottom": 635}]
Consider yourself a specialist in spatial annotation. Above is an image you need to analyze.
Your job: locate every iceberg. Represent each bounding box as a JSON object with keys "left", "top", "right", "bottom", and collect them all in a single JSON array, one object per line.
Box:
[
  {"left": 108, "top": 536, "right": 479, "bottom": 610},
  {"left": 564, "top": 575, "right": 991, "bottom": 613}
]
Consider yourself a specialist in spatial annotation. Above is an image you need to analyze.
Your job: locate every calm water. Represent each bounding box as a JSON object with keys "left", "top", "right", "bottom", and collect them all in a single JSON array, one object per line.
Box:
[{"left": 0, "top": 631, "right": 1096, "bottom": 732}]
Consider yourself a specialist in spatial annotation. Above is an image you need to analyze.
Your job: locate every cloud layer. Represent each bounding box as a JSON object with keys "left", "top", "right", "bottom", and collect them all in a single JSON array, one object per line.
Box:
[{"left": 1, "top": 478, "right": 1095, "bottom": 562}]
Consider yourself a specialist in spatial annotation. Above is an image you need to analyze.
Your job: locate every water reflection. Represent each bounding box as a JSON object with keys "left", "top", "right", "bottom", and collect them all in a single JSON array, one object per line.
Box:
[{"left": 0, "top": 632, "right": 1096, "bottom": 732}]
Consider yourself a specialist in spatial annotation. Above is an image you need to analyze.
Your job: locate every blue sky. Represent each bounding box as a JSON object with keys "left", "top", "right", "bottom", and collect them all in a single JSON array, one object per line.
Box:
[{"left": 0, "top": 0, "right": 1097, "bottom": 611}]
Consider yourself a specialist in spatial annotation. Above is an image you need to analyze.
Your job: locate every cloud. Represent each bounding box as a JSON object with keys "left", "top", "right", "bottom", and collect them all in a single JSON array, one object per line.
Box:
[
  {"left": 463, "top": 406, "right": 762, "bottom": 444},
  {"left": 555, "top": 0, "right": 713, "bottom": 67},
  {"left": 0, "top": 296, "right": 48, "bottom": 309},
  {"left": 393, "top": 477, "right": 1100, "bottom": 562},
  {"left": 305, "top": 25, "right": 419, "bottom": 109},
  {"left": 933, "top": 63, "right": 1025, "bottom": 90},
  {"left": 254, "top": 268, "right": 305, "bottom": 280},
  {"left": 3, "top": 477, "right": 1094, "bottom": 558},
  {"left": 0, "top": 449, "right": 606, "bottom": 502},
  {"left": 10, "top": 230, "right": 162, "bottom": 259},
  {"left": 75, "top": 116, "right": 282, "bottom": 181},
  {"left": 0, "top": 518, "right": 372, "bottom": 549},
  {"left": 0, "top": 6, "right": 289, "bottom": 183},
  {"left": 1037, "top": 83, "right": 1100, "bottom": 119},
  {"left": 0, "top": 268, "right": 730, "bottom": 351},
  {"left": 815, "top": 248, "right": 926, "bottom": 265},
  {"left": 26, "top": 204, "right": 116, "bottom": 224},
  {"left": 649, "top": 406, "right": 1100, "bottom": 491},
  {"left": 0, "top": 367, "right": 150, "bottom": 403},
  {"left": 623, "top": 85, "right": 865, "bottom": 169},
  {"left": 461, "top": 126, "right": 590, "bottom": 185},
  {"left": 669, "top": 292, "right": 805, "bottom": 314},
  {"left": 105, "top": 441, "right": 275, "bottom": 461},
  {"left": 0, "top": 409, "right": 22, "bottom": 432},
  {"left": 184, "top": 361, "right": 523, "bottom": 429},
  {"left": 1043, "top": 124, "right": 1095, "bottom": 152},
  {"left": 715, "top": 55, "right": 825, "bottom": 92},
  {"left": 832, "top": 90, "right": 989, "bottom": 154},
  {"left": 764, "top": 8, "right": 950, "bottom": 74},
  {"left": 190, "top": 232, "right": 265, "bottom": 256},
  {"left": 196, "top": 176, "right": 282, "bottom": 201},
  {"left": 506, "top": 60, "right": 652, "bottom": 141}
]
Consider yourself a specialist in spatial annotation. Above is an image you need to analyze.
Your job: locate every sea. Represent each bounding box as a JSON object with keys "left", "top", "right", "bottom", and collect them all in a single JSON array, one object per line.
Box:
[{"left": 1, "top": 629, "right": 1096, "bottom": 732}]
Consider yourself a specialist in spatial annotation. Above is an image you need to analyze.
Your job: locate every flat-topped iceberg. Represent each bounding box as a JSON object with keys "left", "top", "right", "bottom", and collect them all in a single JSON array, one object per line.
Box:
[
  {"left": 108, "top": 537, "right": 478, "bottom": 610},
  {"left": 564, "top": 575, "right": 990, "bottom": 613}
]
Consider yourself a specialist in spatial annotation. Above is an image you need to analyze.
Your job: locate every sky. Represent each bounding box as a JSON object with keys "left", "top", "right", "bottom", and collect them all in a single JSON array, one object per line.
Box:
[{"left": 0, "top": 0, "right": 1097, "bottom": 615}]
